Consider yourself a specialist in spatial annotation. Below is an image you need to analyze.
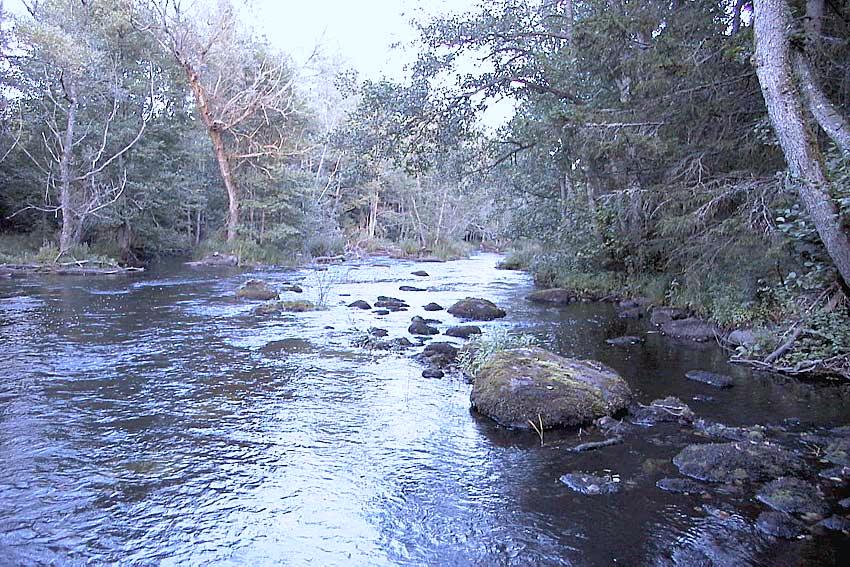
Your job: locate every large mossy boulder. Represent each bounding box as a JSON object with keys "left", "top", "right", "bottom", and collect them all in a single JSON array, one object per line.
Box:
[
  {"left": 235, "top": 279, "right": 279, "bottom": 301},
  {"left": 447, "top": 297, "right": 506, "bottom": 321},
  {"left": 470, "top": 347, "right": 632, "bottom": 429}
]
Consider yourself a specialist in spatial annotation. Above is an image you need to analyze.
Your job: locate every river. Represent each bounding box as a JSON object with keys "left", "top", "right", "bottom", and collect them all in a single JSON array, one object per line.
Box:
[{"left": 1, "top": 253, "right": 848, "bottom": 565}]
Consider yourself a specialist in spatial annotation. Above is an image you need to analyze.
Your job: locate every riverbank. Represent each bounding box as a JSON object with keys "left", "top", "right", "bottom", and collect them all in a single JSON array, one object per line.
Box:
[{"left": 499, "top": 251, "right": 850, "bottom": 382}]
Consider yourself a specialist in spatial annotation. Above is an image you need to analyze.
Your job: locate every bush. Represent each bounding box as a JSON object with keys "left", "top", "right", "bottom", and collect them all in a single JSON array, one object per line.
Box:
[{"left": 458, "top": 328, "right": 536, "bottom": 376}]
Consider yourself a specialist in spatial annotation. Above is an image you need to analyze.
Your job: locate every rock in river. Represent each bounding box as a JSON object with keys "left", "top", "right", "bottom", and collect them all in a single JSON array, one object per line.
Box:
[
  {"left": 686, "top": 370, "right": 734, "bottom": 388},
  {"left": 656, "top": 478, "right": 706, "bottom": 494},
  {"left": 445, "top": 325, "right": 482, "bottom": 339},
  {"left": 605, "top": 336, "right": 644, "bottom": 347},
  {"left": 400, "top": 285, "right": 426, "bottom": 292},
  {"left": 560, "top": 471, "right": 622, "bottom": 495},
  {"left": 661, "top": 318, "right": 717, "bottom": 342},
  {"left": 411, "top": 270, "right": 429, "bottom": 277},
  {"left": 470, "top": 346, "right": 632, "bottom": 429},
  {"left": 409, "top": 318, "right": 439, "bottom": 336},
  {"left": 526, "top": 288, "right": 575, "bottom": 305},
  {"left": 756, "top": 477, "right": 829, "bottom": 516},
  {"left": 756, "top": 511, "right": 805, "bottom": 539},
  {"left": 673, "top": 442, "right": 807, "bottom": 483},
  {"left": 252, "top": 300, "right": 314, "bottom": 315},
  {"left": 235, "top": 279, "right": 279, "bottom": 301},
  {"left": 423, "top": 302, "right": 444, "bottom": 311},
  {"left": 447, "top": 297, "right": 506, "bottom": 321},
  {"left": 631, "top": 397, "right": 695, "bottom": 426},
  {"left": 348, "top": 300, "right": 371, "bottom": 310}
]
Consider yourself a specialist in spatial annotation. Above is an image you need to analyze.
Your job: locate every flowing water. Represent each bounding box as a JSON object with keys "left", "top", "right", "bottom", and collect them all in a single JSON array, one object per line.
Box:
[{"left": 1, "top": 254, "right": 849, "bottom": 566}]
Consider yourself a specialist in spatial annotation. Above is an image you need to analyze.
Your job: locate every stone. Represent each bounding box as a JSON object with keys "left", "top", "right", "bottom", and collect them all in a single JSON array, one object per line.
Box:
[
  {"left": 650, "top": 307, "right": 688, "bottom": 325},
  {"left": 756, "top": 477, "right": 829, "bottom": 516},
  {"left": 656, "top": 478, "right": 706, "bottom": 494},
  {"left": 251, "top": 300, "right": 314, "bottom": 315},
  {"left": 693, "top": 420, "right": 765, "bottom": 442},
  {"left": 399, "top": 285, "right": 426, "bottom": 292},
  {"left": 470, "top": 346, "right": 632, "bottom": 429},
  {"left": 422, "top": 368, "right": 444, "bottom": 379},
  {"left": 235, "top": 279, "right": 278, "bottom": 301},
  {"left": 423, "top": 302, "right": 444, "bottom": 311},
  {"left": 673, "top": 442, "right": 807, "bottom": 483},
  {"left": 631, "top": 397, "right": 695, "bottom": 426},
  {"left": 817, "top": 515, "right": 850, "bottom": 532},
  {"left": 526, "top": 288, "right": 575, "bottom": 305},
  {"left": 685, "top": 370, "right": 734, "bottom": 388},
  {"left": 559, "top": 471, "right": 622, "bottom": 495},
  {"left": 445, "top": 325, "right": 482, "bottom": 339},
  {"left": 369, "top": 327, "right": 388, "bottom": 337},
  {"left": 284, "top": 284, "right": 303, "bottom": 293},
  {"left": 662, "top": 318, "right": 717, "bottom": 342},
  {"left": 374, "top": 310, "right": 390, "bottom": 316},
  {"left": 411, "top": 270, "right": 429, "bottom": 277},
  {"left": 605, "top": 336, "right": 644, "bottom": 346},
  {"left": 618, "top": 307, "right": 644, "bottom": 319},
  {"left": 447, "top": 297, "right": 506, "bottom": 321},
  {"left": 348, "top": 300, "right": 372, "bottom": 310},
  {"left": 186, "top": 252, "right": 238, "bottom": 267},
  {"left": 818, "top": 465, "right": 850, "bottom": 481},
  {"left": 375, "top": 296, "right": 409, "bottom": 310},
  {"left": 727, "top": 329, "right": 757, "bottom": 347},
  {"left": 420, "top": 341, "right": 459, "bottom": 367},
  {"left": 408, "top": 320, "right": 439, "bottom": 335},
  {"left": 756, "top": 511, "right": 804, "bottom": 539}
]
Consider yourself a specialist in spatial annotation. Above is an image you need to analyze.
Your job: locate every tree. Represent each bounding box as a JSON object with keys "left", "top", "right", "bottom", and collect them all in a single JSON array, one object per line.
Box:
[
  {"left": 139, "top": 0, "right": 302, "bottom": 243},
  {"left": 12, "top": 0, "right": 151, "bottom": 255},
  {"left": 753, "top": 0, "right": 850, "bottom": 285}
]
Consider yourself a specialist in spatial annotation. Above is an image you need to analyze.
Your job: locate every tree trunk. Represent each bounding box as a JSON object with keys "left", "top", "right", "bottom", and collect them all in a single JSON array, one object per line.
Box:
[
  {"left": 731, "top": 0, "right": 746, "bottom": 34},
  {"left": 753, "top": 0, "right": 850, "bottom": 284},
  {"left": 805, "top": 0, "right": 824, "bottom": 37},
  {"left": 183, "top": 63, "right": 240, "bottom": 242},
  {"left": 793, "top": 52, "right": 850, "bottom": 156},
  {"left": 59, "top": 82, "right": 78, "bottom": 255}
]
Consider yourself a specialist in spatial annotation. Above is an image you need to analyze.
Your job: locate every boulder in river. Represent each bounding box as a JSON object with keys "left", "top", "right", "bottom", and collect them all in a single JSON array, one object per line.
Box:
[
  {"left": 470, "top": 347, "right": 632, "bottom": 429},
  {"left": 236, "top": 279, "right": 279, "bottom": 301},
  {"left": 348, "top": 300, "right": 372, "bottom": 310},
  {"left": 756, "top": 477, "right": 829, "bottom": 517},
  {"left": 661, "top": 318, "right": 717, "bottom": 342},
  {"left": 686, "top": 370, "right": 734, "bottom": 388},
  {"left": 673, "top": 441, "right": 807, "bottom": 483},
  {"left": 409, "top": 319, "right": 439, "bottom": 335},
  {"left": 251, "top": 300, "right": 315, "bottom": 315},
  {"left": 420, "top": 341, "right": 459, "bottom": 367},
  {"left": 423, "top": 302, "right": 444, "bottom": 311},
  {"left": 445, "top": 325, "right": 482, "bottom": 339},
  {"left": 186, "top": 252, "right": 238, "bottom": 267},
  {"left": 447, "top": 297, "right": 506, "bottom": 321},
  {"left": 560, "top": 471, "right": 622, "bottom": 495},
  {"left": 526, "top": 288, "right": 575, "bottom": 305},
  {"left": 375, "top": 296, "right": 409, "bottom": 310},
  {"left": 422, "top": 368, "right": 444, "bottom": 379}
]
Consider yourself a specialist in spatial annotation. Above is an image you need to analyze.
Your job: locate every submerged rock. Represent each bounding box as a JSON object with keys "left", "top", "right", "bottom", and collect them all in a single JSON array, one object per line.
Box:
[
  {"left": 694, "top": 420, "right": 765, "bottom": 442},
  {"left": 673, "top": 442, "right": 807, "bottom": 483},
  {"left": 445, "top": 325, "right": 482, "bottom": 339},
  {"left": 559, "top": 471, "right": 622, "bottom": 495},
  {"left": 399, "top": 285, "right": 426, "bottom": 292},
  {"left": 236, "top": 279, "right": 279, "bottom": 301},
  {"left": 447, "top": 297, "right": 506, "bottom": 321},
  {"left": 375, "top": 296, "right": 409, "bottom": 310},
  {"left": 756, "top": 511, "right": 805, "bottom": 539},
  {"left": 618, "top": 307, "right": 644, "bottom": 319},
  {"left": 661, "top": 506, "right": 768, "bottom": 566},
  {"left": 817, "top": 515, "right": 850, "bottom": 532},
  {"left": 631, "top": 397, "right": 695, "bottom": 426},
  {"left": 685, "top": 370, "right": 734, "bottom": 388},
  {"left": 423, "top": 302, "right": 444, "bottom": 311},
  {"left": 348, "top": 300, "right": 372, "bottom": 310},
  {"left": 374, "top": 309, "right": 390, "bottom": 316},
  {"left": 470, "top": 346, "right": 632, "bottom": 429},
  {"left": 186, "top": 252, "right": 238, "bottom": 267},
  {"left": 656, "top": 478, "right": 706, "bottom": 494},
  {"left": 252, "top": 300, "right": 315, "bottom": 315},
  {"left": 756, "top": 477, "right": 829, "bottom": 516},
  {"left": 526, "top": 288, "right": 575, "bottom": 305},
  {"left": 605, "top": 336, "right": 644, "bottom": 346}
]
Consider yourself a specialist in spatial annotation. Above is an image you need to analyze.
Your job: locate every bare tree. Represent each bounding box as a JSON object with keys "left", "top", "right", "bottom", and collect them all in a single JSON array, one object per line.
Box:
[
  {"left": 139, "top": 0, "right": 300, "bottom": 242},
  {"left": 753, "top": 0, "right": 850, "bottom": 284}
]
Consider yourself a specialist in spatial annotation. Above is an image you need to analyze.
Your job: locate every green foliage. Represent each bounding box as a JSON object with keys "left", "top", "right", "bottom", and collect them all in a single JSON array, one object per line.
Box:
[{"left": 457, "top": 328, "right": 536, "bottom": 376}]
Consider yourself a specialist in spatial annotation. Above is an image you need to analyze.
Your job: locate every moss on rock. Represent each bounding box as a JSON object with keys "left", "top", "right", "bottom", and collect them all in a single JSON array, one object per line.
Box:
[{"left": 470, "top": 346, "right": 632, "bottom": 429}]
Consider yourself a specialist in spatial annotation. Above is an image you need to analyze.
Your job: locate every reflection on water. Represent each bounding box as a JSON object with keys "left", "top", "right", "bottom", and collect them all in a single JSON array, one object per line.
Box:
[{"left": 0, "top": 254, "right": 848, "bottom": 565}]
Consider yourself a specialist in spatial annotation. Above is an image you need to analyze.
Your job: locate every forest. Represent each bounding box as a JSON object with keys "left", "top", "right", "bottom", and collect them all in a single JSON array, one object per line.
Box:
[{"left": 1, "top": 0, "right": 849, "bottom": 378}]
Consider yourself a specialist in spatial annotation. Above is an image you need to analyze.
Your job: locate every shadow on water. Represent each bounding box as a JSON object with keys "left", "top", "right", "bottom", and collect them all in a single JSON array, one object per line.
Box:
[{"left": 0, "top": 253, "right": 848, "bottom": 565}]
